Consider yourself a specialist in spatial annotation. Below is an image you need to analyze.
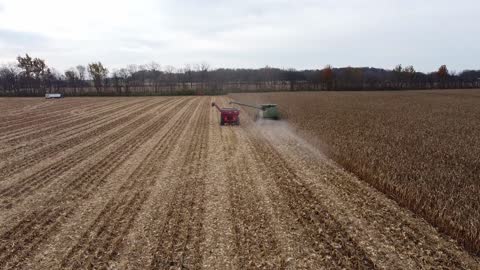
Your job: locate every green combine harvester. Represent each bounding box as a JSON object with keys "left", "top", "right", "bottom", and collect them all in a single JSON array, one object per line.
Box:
[{"left": 229, "top": 101, "right": 280, "bottom": 120}]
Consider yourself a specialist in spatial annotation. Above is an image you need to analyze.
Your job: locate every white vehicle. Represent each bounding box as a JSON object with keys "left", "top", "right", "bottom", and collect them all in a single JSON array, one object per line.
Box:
[{"left": 45, "top": 93, "right": 64, "bottom": 99}]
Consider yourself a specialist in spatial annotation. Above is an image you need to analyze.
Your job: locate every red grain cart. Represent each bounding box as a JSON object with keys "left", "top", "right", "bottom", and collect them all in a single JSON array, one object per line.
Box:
[{"left": 211, "top": 102, "right": 240, "bottom": 125}]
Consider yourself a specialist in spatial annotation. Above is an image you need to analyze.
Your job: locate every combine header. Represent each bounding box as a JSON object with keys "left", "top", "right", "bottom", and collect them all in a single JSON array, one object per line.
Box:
[{"left": 229, "top": 101, "right": 280, "bottom": 120}]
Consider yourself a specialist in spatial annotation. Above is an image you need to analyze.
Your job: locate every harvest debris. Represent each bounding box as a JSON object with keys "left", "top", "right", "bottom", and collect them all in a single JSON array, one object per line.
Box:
[{"left": 0, "top": 96, "right": 478, "bottom": 269}]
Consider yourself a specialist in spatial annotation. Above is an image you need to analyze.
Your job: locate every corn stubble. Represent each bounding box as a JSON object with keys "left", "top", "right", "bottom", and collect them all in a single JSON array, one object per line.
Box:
[
  {"left": 231, "top": 89, "right": 480, "bottom": 255},
  {"left": 1, "top": 95, "right": 479, "bottom": 269}
]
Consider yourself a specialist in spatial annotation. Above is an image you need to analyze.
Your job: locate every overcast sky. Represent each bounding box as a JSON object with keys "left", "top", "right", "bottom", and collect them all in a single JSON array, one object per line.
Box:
[{"left": 0, "top": 0, "right": 478, "bottom": 72}]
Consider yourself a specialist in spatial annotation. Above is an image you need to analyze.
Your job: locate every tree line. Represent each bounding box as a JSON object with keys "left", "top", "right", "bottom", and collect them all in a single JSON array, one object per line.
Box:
[{"left": 1, "top": 54, "right": 479, "bottom": 96}]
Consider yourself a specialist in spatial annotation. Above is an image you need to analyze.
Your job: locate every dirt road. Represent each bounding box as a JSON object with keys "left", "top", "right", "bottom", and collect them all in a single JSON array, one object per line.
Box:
[{"left": 0, "top": 97, "right": 478, "bottom": 269}]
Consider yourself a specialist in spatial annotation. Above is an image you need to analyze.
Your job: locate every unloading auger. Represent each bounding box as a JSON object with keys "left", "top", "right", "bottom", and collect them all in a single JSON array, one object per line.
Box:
[{"left": 229, "top": 101, "right": 280, "bottom": 120}]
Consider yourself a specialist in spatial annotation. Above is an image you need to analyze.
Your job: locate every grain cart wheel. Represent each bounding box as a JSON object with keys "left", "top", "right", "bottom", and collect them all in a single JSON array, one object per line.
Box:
[
  {"left": 236, "top": 119, "right": 240, "bottom": 125},
  {"left": 220, "top": 119, "right": 225, "bottom": 126}
]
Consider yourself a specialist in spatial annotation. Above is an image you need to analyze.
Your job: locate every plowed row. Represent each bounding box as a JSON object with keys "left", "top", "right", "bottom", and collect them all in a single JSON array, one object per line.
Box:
[{"left": 0, "top": 97, "right": 478, "bottom": 269}]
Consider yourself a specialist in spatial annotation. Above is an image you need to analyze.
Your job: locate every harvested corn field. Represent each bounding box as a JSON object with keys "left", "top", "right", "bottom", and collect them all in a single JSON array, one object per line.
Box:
[{"left": 0, "top": 96, "right": 479, "bottom": 269}]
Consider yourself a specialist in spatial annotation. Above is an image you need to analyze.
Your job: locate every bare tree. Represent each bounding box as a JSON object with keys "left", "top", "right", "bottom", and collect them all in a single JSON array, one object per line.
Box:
[
  {"left": 88, "top": 62, "right": 108, "bottom": 94},
  {"left": 110, "top": 69, "right": 121, "bottom": 95},
  {"left": 164, "top": 65, "right": 176, "bottom": 94},
  {"left": 404, "top": 65, "right": 416, "bottom": 88},
  {"left": 146, "top": 61, "right": 161, "bottom": 72},
  {"left": 200, "top": 62, "right": 210, "bottom": 90},
  {"left": 321, "top": 65, "right": 334, "bottom": 90},
  {"left": 393, "top": 64, "right": 403, "bottom": 88},
  {"left": 65, "top": 68, "right": 79, "bottom": 95},
  {"left": 118, "top": 68, "right": 132, "bottom": 95},
  {"left": 438, "top": 65, "right": 449, "bottom": 88},
  {"left": 76, "top": 65, "right": 86, "bottom": 80},
  {"left": 75, "top": 65, "right": 86, "bottom": 93},
  {"left": 393, "top": 64, "right": 403, "bottom": 73},
  {"left": 164, "top": 65, "right": 175, "bottom": 74},
  {"left": 127, "top": 64, "right": 139, "bottom": 75},
  {"left": 5, "top": 54, "right": 480, "bottom": 96},
  {"left": 44, "top": 68, "right": 60, "bottom": 93},
  {"left": 0, "top": 63, "right": 20, "bottom": 95},
  {"left": 16, "top": 54, "right": 48, "bottom": 94},
  {"left": 126, "top": 64, "right": 139, "bottom": 92},
  {"left": 184, "top": 64, "right": 193, "bottom": 88}
]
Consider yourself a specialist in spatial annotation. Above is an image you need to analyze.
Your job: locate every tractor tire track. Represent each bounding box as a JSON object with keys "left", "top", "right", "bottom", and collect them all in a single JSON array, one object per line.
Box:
[
  {"left": 0, "top": 98, "right": 98, "bottom": 126},
  {"left": 0, "top": 98, "right": 193, "bottom": 269},
  {"left": 0, "top": 97, "right": 182, "bottom": 216},
  {"left": 149, "top": 99, "right": 210, "bottom": 270},
  {"left": 196, "top": 101, "right": 236, "bottom": 269},
  {"left": 246, "top": 127, "right": 377, "bottom": 269},
  {"left": 0, "top": 98, "right": 145, "bottom": 155},
  {"left": 0, "top": 98, "right": 169, "bottom": 177},
  {"left": 1, "top": 97, "right": 478, "bottom": 269},
  {"left": 0, "top": 98, "right": 181, "bottom": 207},
  {"left": 0, "top": 99, "right": 48, "bottom": 117},
  {"left": 0, "top": 99, "right": 139, "bottom": 143},
  {"left": 0, "top": 99, "right": 128, "bottom": 143},
  {"left": 0, "top": 97, "right": 112, "bottom": 120},
  {"left": 0, "top": 99, "right": 120, "bottom": 132},
  {"left": 0, "top": 100, "right": 148, "bottom": 163},
  {"left": 0, "top": 98, "right": 114, "bottom": 134},
  {"left": 60, "top": 99, "right": 202, "bottom": 269},
  {"left": 221, "top": 127, "right": 285, "bottom": 269}
]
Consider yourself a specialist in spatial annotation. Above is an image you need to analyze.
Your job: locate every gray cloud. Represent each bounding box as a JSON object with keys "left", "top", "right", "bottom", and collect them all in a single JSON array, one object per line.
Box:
[
  {"left": 0, "top": 0, "right": 479, "bottom": 72},
  {"left": 0, "top": 29, "right": 49, "bottom": 49}
]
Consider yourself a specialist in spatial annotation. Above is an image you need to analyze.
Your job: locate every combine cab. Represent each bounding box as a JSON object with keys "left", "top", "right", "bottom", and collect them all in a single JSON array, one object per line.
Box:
[{"left": 211, "top": 102, "right": 240, "bottom": 125}]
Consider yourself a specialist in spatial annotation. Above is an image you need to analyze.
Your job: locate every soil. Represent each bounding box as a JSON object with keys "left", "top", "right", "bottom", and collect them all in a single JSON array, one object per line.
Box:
[{"left": 0, "top": 96, "right": 478, "bottom": 269}]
